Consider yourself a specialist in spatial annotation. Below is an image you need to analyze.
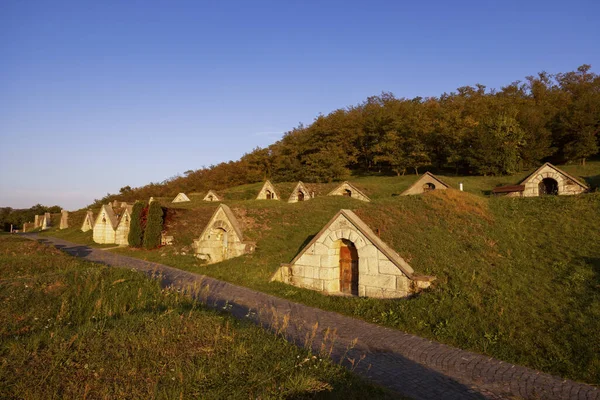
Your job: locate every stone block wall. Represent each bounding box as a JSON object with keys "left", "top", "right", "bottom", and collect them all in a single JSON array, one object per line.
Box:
[
  {"left": 59, "top": 210, "right": 69, "bottom": 229},
  {"left": 328, "top": 183, "right": 370, "bottom": 202},
  {"left": 115, "top": 219, "right": 130, "bottom": 245},
  {"left": 522, "top": 165, "right": 587, "bottom": 197},
  {"left": 93, "top": 220, "right": 116, "bottom": 244},
  {"left": 192, "top": 208, "right": 255, "bottom": 264},
  {"left": 285, "top": 217, "right": 412, "bottom": 298}
]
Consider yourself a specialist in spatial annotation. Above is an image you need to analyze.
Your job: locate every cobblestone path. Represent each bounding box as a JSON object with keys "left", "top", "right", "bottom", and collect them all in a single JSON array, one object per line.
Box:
[{"left": 26, "top": 235, "right": 599, "bottom": 400}]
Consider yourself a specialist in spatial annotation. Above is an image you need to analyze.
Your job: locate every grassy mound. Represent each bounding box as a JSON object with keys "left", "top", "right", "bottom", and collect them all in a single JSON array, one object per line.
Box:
[{"left": 40, "top": 162, "right": 600, "bottom": 384}]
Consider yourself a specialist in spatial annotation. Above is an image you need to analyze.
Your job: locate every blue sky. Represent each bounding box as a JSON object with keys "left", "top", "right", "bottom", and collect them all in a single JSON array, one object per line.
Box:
[{"left": 1, "top": 0, "right": 599, "bottom": 210}]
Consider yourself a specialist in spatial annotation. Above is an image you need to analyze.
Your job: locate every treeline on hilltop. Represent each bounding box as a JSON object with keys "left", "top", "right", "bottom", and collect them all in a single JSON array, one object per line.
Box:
[
  {"left": 98, "top": 65, "right": 599, "bottom": 206},
  {"left": 0, "top": 204, "right": 62, "bottom": 231}
]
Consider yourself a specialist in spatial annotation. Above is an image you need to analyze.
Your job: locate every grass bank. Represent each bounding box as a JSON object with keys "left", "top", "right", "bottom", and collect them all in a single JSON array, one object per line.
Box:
[{"left": 0, "top": 236, "right": 394, "bottom": 399}]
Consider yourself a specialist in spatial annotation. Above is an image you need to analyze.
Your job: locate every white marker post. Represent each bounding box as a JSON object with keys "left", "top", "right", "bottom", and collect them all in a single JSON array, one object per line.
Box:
[{"left": 459, "top": 183, "right": 464, "bottom": 191}]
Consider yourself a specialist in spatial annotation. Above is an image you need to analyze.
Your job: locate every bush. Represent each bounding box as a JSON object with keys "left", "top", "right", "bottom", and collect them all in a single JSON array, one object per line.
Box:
[
  {"left": 143, "top": 201, "right": 163, "bottom": 249},
  {"left": 128, "top": 202, "right": 145, "bottom": 247}
]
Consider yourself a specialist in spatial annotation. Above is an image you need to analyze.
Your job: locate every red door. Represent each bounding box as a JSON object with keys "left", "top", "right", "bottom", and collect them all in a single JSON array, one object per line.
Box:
[{"left": 339, "top": 245, "right": 358, "bottom": 295}]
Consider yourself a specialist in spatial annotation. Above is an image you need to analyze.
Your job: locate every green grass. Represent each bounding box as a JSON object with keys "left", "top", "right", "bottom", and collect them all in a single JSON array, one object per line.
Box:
[
  {"left": 0, "top": 236, "right": 396, "bottom": 399},
  {"left": 44, "top": 162, "right": 600, "bottom": 385},
  {"left": 114, "top": 193, "right": 600, "bottom": 385}
]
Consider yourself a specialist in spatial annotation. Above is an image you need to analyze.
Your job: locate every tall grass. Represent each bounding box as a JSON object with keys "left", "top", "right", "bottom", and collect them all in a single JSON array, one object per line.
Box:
[{"left": 0, "top": 236, "right": 394, "bottom": 399}]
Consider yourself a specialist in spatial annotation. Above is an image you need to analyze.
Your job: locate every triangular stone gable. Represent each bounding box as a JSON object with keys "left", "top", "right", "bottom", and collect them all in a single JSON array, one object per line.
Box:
[
  {"left": 172, "top": 193, "right": 191, "bottom": 203},
  {"left": 59, "top": 210, "right": 69, "bottom": 229},
  {"left": 41, "top": 213, "right": 51, "bottom": 230},
  {"left": 198, "top": 204, "right": 245, "bottom": 243},
  {"left": 327, "top": 181, "right": 371, "bottom": 202},
  {"left": 288, "top": 181, "right": 312, "bottom": 203},
  {"left": 81, "top": 211, "right": 95, "bottom": 232},
  {"left": 289, "top": 209, "right": 414, "bottom": 277},
  {"left": 115, "top": 205, "right": 134, "bottom": 245},
  {"left": 93, "top": 204, "right": 118, "bottom": 244},
  {"left": 203, "top": 190, "right": 221, "bottom": 202},
  {"left": 518, "top": 163, "right": 589, "bottom": 197},
  {"left": 401, "top": 172, "right": 450, "bottom": 195},
  {"left": 256, "top": 180, "right": 279, "bottom": 200},
  {"left": 192, "top": 204, "right": 255, "bottom": 264},
  {"left": 273, "top": 209, "right": 433, "bottom": 298}
]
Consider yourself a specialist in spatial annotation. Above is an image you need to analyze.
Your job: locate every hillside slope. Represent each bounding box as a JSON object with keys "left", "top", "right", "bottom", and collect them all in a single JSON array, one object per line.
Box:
[{"left": 42, "top": 165, "right": 600, "bottom": 384}]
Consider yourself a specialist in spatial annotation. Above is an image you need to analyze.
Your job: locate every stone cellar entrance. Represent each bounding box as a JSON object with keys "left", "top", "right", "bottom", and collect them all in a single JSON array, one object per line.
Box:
[
  {"left": 339, "top": 239, "right": 359, "bottom": 296},
  {"left": 297, "top": 191, "right": 305, "bottom": 201},
  {"left": 539, "top": 178, "right": 558, "bottom": 195},
  {"left": 423, "top": 182, "right": 436, "bottom": 192}
]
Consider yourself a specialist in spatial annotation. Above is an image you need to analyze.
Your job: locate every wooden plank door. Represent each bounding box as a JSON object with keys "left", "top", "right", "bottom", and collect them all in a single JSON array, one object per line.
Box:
[{"left": 340, "top": 245, "right": 358, "bottom": 295}]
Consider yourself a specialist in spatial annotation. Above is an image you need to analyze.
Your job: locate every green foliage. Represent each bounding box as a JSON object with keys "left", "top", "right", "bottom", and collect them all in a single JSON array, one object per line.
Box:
[
  {"left": 128, "top": 201, "right": 144, "bottom": 247},
  {"left": 0, "top": 236, "right": 393, "bottom": 399},
  {"left": 143, "top": 201, "right": 163, "bottom": 249},
  {"left": 0, "top": 203, "right": 63, "bottom": 232},
  {"left": 107, "top": 174, "right": 600, "bottom": 385},
  {"left": 84, "top": 65, "right": 599, "bottom": 205}
]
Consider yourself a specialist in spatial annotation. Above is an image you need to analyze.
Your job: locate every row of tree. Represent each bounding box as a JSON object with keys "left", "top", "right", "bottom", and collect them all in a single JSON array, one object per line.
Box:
[
  {"left": 0, "top": 204, "right": 62, "bottom": 232},
  {"left": 128, "top": 201, "right": 163, "bottom": 249},
  {"left": 94, "top": 65, "right": 599, "bottom": 206}
]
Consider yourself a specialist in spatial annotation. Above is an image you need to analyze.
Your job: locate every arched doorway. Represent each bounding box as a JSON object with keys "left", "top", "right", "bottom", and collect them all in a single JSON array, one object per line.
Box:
[
  {"left": 343, "top": 189, "right": 352, "bottom": 197},
  {"left": 539, "top": 178, "right": 558, "bottom": 195},
  {"left": 423, "top": 182, "right": 436, "bottom": 192},
  {"left": 297, "top": 191, "right": 305, "bottom": 201},
  {"left": 208, "top": 195, "right": 213, "bottom": 201},
  {"left": 213, "top": 227, "right": 228, "bottom": 256},
  {"left": 339, "top": 239, "right": 358, "bottom": 295},
  {"left": 266, "top": 190, "right": 272, "bottom": 200}
]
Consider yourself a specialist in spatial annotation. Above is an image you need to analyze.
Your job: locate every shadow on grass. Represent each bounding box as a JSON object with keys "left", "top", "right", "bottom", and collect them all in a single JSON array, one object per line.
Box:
[{"left": 583, "top": 174, "right": 600, "bottom": 190}]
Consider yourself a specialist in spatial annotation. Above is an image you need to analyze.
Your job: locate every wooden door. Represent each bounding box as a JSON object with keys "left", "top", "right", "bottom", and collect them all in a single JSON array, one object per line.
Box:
[{"left": 339, "top": 245, "right": 358, "bottom": 295}]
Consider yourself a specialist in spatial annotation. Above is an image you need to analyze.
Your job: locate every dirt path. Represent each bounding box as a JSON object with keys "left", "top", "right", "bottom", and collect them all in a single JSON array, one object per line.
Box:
[{"left": 25, "top": 234, "right": 599, "bottom": 400}]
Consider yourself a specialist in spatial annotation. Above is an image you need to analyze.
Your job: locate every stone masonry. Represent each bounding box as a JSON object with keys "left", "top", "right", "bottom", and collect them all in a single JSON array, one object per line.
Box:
[
  {"left": 273, "top": 209, "right": 434, "bottom": 298},
  {"left": 256, "top": 180, "right": 279, "bottom": 200},
  {"left": 192, "top": 204, "right": 255, "bottom": 264},
  {"left": 327, "top": 181, "right": 371, "bottom": 202},
  {"left": 59, "top": 210, "right": 69, "bottom": 229},
  {"left": 287, "top": 181, "right": 312, "bottom": 203},
  {"left": 521, "top": 163, "right": 588, "bottom": 197},
  {"left": 401, "top": 172, "right": 450, "bottom": 195},
  {"left": 81, "top": 211, "right": 95, "bottom": 232}
]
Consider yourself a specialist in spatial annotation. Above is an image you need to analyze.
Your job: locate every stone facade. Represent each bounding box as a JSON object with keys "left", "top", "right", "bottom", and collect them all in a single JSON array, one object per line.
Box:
[
  {"left": 273, "top": 209, "right": 434, "bottom": 299},
  {"left": 93, "top": 204, "right": 118, "bottom": 244},
  {"left": 81, "top": 211, "right": 95, "bottom": 232},
  {"left": 34, "top": 215, "right": 41, "bottom": 229},
  {"left": 256, "top": 180, "right": 279, "bottom": 200},
  {"left": 172, "top": 193, "right": 191, "bottom": 203},
  {"left": 115, "top": 206, "right": 133, "bottom": 245},
  {"left": 327, "top": 182, "right": 371, "bottom": 202},
  {"left": 520, "top": 163, "right": 588, "bottom": 197},
  {"left": 192, "top": 204, "right": 255, "bottom": 264},
  {"left": 401, "top": 172, "right": 450, "bottom": 195},
  {"left": 23, "top": 222, "right": 35, "bottom": 232},
  {"left": 203, "top": 190, "right": 221, "bottom": 202},
  {"left": 41, "top": 213, "right": 51, "bottom": 230},
  {"left": 288, "top": 181, "right": 312, "bottom": 203},
  {"left": 59, "top": 210, "right": 69, "bottom": 229}
]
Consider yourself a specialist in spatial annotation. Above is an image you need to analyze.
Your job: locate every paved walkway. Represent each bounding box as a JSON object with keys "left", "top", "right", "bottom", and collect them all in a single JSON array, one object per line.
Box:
[{"left": 26, "top": 235, "right": 599, "bottom": 400}]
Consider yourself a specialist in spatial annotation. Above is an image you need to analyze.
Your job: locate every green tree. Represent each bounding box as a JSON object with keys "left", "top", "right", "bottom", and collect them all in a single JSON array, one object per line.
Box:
[
  {"left": 128, "top": 201, "right": 145, "bottom": 247},
  {"left": 143, "top": 201, "right": 163, "bottom": 249}
]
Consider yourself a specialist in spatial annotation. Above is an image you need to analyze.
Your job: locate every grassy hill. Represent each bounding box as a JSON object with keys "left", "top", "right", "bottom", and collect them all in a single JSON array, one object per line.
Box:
[
  {"left": 0, "top": 235, "right": 394, "bottom": 399},
  {"left": 41, "top": 161, "right": 600, "bottom": 384}
]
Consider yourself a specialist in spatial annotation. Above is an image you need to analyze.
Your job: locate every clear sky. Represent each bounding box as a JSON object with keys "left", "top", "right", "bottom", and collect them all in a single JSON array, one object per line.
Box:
[{"left": 1, "top": 0, "right": 599, "bottom": 210}]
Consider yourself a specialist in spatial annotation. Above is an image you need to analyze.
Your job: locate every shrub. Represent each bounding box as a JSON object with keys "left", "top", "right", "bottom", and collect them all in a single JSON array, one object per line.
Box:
[
  {"left": 143, "top": 201, "right": 163, "bottom": 249},
  {"left": 128, "top": 202, "right": 145, "bottom": 247}
]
